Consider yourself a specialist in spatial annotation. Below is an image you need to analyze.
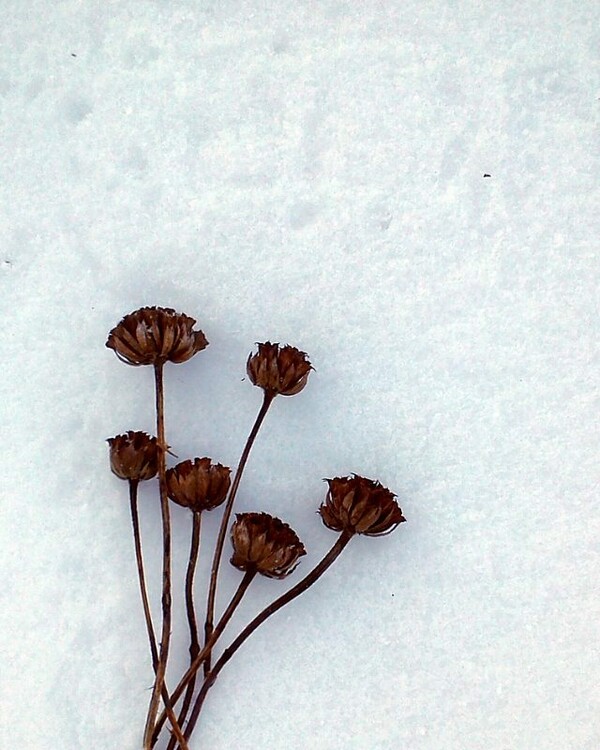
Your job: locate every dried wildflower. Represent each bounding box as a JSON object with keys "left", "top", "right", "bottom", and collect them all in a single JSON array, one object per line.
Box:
[
  {"left": 166, "top": 458, "right": 231, "bottom": 513},
  {"left": 319, "top": 475, "right": 405, "bottom": 537},
  {"left": 246, "top": 342, "right": 312, "bottom": 397},
  {"left": 106, "top": 303, "right": 413, "bottom": 747},
  {"left": 230, "top": 512, "right": 306, "bottom": 579},
  {"left": 107, "top": 431, "right": 159, "bottom": 482},
  {"left": 106, "top": 306, "right": 208, "bottom": 366}
]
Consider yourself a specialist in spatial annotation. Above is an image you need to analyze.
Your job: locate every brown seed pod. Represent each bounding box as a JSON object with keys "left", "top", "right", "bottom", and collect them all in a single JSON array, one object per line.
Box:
[
  {"left": 319, "top": 475, "right": 406, "bottom": 537},
  {"left": 107, "top": 431, "right": 159, "bottom": 482},
  {"left": 230, "top": 512, "right": 306, "bottom": 579},
  {"left": 166, "top": 458, "right": 231, "bottom": 513},
  {"left": 106, "top": 306, "right": 208, "bottom": 366},
  {"left": 246, "top": 342, "right": 312, "bottom": 397}
]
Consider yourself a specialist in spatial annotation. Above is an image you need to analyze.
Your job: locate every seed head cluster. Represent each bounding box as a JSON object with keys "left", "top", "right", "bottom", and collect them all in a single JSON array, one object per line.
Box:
[
  {"left": 107, "top": 430, "right": 159, "bottom": 482},
  {"left": 106, "top": 306, "right": 208, "bottom": 366},
  {"left": 230, "top": 512, "right": 307, "bottom": 579},
  {"left": 319, "top": 475, "right": 405, "bottom": 537},
  {"left": 166, "top": 458, "right": 231, "bottom": 513},
  {"left": 246, "top": 341, "right": 313, "bottom": 396}
]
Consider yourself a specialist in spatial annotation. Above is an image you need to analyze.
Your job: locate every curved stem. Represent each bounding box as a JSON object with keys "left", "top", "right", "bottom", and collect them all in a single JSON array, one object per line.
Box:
[
  {"left": 203, "top": 391, "right": 274, "bottom": 674},
  {"left": 142, "top": 362, "right": 174, "bottom": 750},
  {"left": 129, "top": 479, "right": 159, "bottom": 668},
  {"left": 184, "top": 531, "right": 353, "bottom": 741},
  {"left": 165, "top": 512, "right": 202, "bottom": 750},
  {"left": 152, "top": 570, "right": 256, "bottom": 746}
]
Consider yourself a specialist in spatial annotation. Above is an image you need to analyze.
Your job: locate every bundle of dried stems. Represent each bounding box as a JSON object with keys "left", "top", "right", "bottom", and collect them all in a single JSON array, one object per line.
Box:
[{"left": 106, "top": 306, "right": 406, "bottom": 749}]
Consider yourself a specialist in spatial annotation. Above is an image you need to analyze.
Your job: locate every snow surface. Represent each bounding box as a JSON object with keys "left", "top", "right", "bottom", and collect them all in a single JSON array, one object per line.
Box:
[{"left": 1, "top": 2, "right": 598, "bottom": 749}]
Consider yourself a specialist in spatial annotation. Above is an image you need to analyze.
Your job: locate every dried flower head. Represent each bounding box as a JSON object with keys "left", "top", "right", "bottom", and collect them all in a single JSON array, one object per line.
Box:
[
  {"left": 106, "top": 306, "right": 208, "bottom": 366},
  {"left": 319, "top": 475, "right": 405, "bottom": 537},
  {"left": 230, "top": 512, "right": 306, "bottom": 579},
  {"left": 166, "top": 458, "right": 231, "bottom": 513},
  {"left": 246, "top": 342, "right": 312, "bottom": 397},
  {"left": 107, "top": 431, "right": 159, "bottom": 482}
]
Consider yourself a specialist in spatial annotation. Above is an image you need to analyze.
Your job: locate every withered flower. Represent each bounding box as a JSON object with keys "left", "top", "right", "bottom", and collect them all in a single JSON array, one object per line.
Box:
[
  {"left": 107, "top": 431, "right": 159, "bottom": 482},
  {"left": 106, "top": 306, "right": 208, "bottom": 366},
  {"left": 166, "top": 458, "right": 231, "bottom": 513},
  {"left": 246, "top": 342, "right": 312, "bottom": 397},
  {"left": 319, "top": 475, "right": 405, "bottom": 537},
  {"left": 230, "top": 512, "right": 306, "bottom": 579}
]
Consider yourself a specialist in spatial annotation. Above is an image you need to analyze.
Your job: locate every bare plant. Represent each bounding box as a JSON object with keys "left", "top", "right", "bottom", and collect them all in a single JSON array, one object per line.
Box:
[{"left": 106, "top": 306, "right": 406, "bottom": 748}]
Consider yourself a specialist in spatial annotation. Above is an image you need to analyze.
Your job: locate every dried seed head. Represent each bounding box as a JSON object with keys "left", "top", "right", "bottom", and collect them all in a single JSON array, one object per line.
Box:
[
  {"left": 107, "top": 431, "right": 159, "bottom": 482},
  {"left": 319, "top": 475, "right": 406, "bottom": 537},
  {"left": 166, "top": 458, "right": 231, "bottom": 513},
  {"left": 230, "top": 512, "right": 306, "bottom": 579},
  {"left": 246, "top": 342, "right": 312, "bottom": 397},
  {"left": 106, "top": 306, "right": 208, "bottom": 366}
]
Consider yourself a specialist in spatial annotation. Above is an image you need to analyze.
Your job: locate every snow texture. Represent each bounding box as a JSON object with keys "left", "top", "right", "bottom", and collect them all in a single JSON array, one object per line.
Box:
[{"left": 1, "top": 1, "right": 598, "bottom": 749}]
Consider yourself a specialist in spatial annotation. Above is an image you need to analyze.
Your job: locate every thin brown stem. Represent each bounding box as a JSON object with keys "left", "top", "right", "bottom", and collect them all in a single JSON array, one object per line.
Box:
[
  {"left": 203, "top": 390, "right": 274, "bottom": 675},
  {"left": 186, "top": 512, "right": 202, "bottom": 657},
  {"left": 165, "top": 512, "right": 202, "bottom": 750},
  {"left": 184, "top": 531, "right": 354, "bottom": 741},
  {"left": 152, "top": 570, "right": 256, "bottom": 746},
  {"left": 142, "top": 361, "right": 174, "bottom": 750},
  {"left": 129, "top": 479, "right": 189, "bottom": 750},
  {"left": 157, "top": 691, "right": 189, "bottom": 750},
  {"left": 129, "top": 479, "right": 159, "bottom": 668}
]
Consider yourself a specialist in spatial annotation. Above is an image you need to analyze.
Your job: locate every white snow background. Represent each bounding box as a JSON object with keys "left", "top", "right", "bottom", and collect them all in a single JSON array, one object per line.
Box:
[{"left": 0, "top": 2, "right": 598, "bottom": 749}]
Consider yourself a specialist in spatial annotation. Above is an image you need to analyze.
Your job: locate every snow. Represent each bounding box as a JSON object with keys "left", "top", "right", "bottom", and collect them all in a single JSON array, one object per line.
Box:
[{"left": 1, "top": 2, "right": 598, "bottom": 749}]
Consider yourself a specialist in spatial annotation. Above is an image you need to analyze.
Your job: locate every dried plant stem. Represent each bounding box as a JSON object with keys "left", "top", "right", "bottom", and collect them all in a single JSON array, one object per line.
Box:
[
  {"left": 142, "top": 362, "right": 174, "bottom": 750},
  {"left": 129, "top": 480, "right": 189, "bottom": 750},
  {"left": 165, "top": 512, "right": 202, "bottom": 750},
  {"left": 203, "top": 390, "right": 275, "bottom": 674},
  {"left": 153, "top": 569, "right": 256, "bottom": 746},
  {"left": 183, "top": 530, "right": 354, "bottom": 741},
  {"left": 185, "top": 513, "right": 202, "bottom": 657},
  {"left": 158, "top": 692, "right": 189, "bottom": 750},
  {"left": 129, "top": 479, "right": 159, "bottom": 667}
]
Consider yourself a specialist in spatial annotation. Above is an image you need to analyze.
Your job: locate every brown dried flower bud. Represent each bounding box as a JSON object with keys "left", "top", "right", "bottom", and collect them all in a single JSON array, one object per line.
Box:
[
  {"left": 230, "top": 512, "right": 307, "bottom": 579},
  {"left": 107, "top": 431, "right": 159, "bottom": 482},
  {"left": 246, "top": 342, "right": 312, "bottom": 397},
  {"left": 106, "top": 306, "right": 208, "bottom": 366},
  {"left": 166, "top": 458, "right": 231, "bottom": 513},
  {"left": 319, "top": 475, "right": 406, "bottom": 537}
]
